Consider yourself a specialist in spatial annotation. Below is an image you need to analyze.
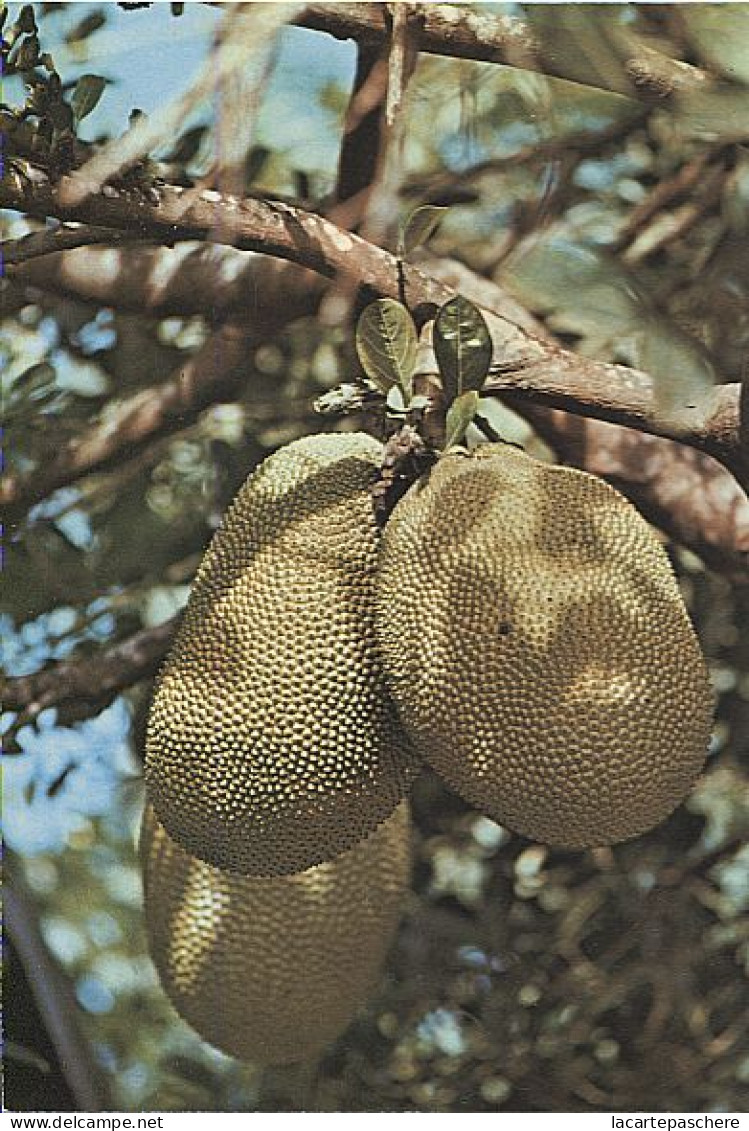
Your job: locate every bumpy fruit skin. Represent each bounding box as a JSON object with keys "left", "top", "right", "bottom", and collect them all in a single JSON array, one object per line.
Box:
[
  {"left": 375, "top": 444, "right": 714, "bottom": 849},
  {"left": 145, "top": 432, "right": 418, "bottom": 876},
  {"left": 140, "top": 801, "right": 410, "bottom": 1066}
]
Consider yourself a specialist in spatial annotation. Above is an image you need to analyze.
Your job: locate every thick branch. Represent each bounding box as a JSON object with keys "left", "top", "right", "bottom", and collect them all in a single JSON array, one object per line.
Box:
[
  {"left": 2, "top": 165, "right": 744, "bottom": 493},
  {"left": 335, "top": 44, "right": 388, "bottom": 207},
  {"left": 296, "top": 2, "right": 708, "bottom": 99},
  {"left": 483, "top": 346, "right": 746, "bottom": 493},
  {"left": 8, "top": 242, "right": 748, "bottom": 575}
]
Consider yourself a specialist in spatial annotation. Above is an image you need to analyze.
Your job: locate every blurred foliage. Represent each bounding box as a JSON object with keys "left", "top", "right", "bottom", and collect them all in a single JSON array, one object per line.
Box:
[{"left": 2, "top": 0, "right": 748, "bottom": 1115}]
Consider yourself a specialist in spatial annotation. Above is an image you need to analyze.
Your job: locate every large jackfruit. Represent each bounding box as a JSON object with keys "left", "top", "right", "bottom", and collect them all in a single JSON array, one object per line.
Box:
[
  {"left": 145, "top": 432, "right": 418, "bottom": 876},
  {"left": 375, "top": 444, "right": 714, "bottom": 849},
  {"left": 140, "top": 801, "right": 410, "bottom": 1065}
]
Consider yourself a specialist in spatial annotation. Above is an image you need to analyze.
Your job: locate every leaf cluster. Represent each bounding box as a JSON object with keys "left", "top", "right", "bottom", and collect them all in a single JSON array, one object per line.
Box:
[
  {"left": 1, "top": 3, "right": 105, "bottom": 173},
  {"left": 356, "top": 209, "right": 495, "bottom": 451}
]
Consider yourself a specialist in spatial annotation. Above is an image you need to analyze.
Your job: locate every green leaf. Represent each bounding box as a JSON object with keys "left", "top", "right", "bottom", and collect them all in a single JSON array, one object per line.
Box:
[
  {"left": 400, "top": 205, "right": 448, "bottom": 257},
  {"left": 71, "top": 74, "right": 106, "bottom": 124},
  {"left": 433, "top": 296, "right": 493, "bottom": 404},
  {"left": 444, "top": 390, "right": 480, "bottom": 449},
  {"left": 355, "top": 299, "right": 418, "bottom": 399}
]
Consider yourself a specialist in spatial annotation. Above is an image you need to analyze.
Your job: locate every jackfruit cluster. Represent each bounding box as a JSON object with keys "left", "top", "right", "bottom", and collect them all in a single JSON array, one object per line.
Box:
[
  {"left": 141, "top": 801, "right": 410, "bottom": 1065},
  {"left": 142, "top": 423, "right": 712, "bottom": 1068},
  {"left": 145, "top": 432, "right": 418, "bottom": 876},
  {"left": 375, "top": 444, "right": 714, "bottom": 849}
]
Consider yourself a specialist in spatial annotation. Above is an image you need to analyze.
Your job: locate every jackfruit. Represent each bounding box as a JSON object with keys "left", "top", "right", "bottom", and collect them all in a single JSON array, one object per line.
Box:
[
  {"left": 145, "top": 432, "right": 418, "bottom": 876},
  {"left": 375, "top": 443, "right": 714, "bottom": 849},
  {"left": 140, "top": 800, "right": 410, "bottom": 1065}
]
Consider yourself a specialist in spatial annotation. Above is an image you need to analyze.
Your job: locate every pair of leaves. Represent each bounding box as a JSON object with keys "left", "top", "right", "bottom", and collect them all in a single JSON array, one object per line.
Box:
[
  {"left": 356, "top": 293, "right": 493, "bottom": 448},
  {"left": 433, "top": 296, "right": 493, "bottom": 405}
]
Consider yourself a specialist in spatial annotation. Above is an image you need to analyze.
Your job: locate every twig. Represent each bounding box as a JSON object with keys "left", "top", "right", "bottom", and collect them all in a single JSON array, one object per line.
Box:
[
  {"left": 56, "top": 4, "right": 307, "bottom": 208},
  {"left": 620, "top": 159, "right": 730, "bottom": 265},
  {"left": 357, "top": 1, "right": 421, "bottom": 247},
  {"left": 2, "top": 165, "right": 744, "bottom": 494},
  {"left": 612, "top": 150, "right": 715, "bottom": 251},
  {"left": 4, "top": 861, "right": 114, "bottom": 1111},
  {"left": 404, "top": 108, "right": 649, "bottom": 202}
]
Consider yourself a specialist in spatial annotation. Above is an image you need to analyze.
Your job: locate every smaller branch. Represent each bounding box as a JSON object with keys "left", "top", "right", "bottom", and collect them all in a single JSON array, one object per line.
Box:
[
  {"left": 405, "top": 108, "right": 649, "bottom": 201},
  {"left": 56, "top": 4, "right": 307, "bottom": 208},
  {"left": 425, "top": 257, "right": 749, "bottom": 576},
  {"left": 612, "top": 150, "right": 715, "bottom": 251},
  {"left": 4, "top": 618, "right": 177, "bottom": 729},
  {"left": 1, "top": 324, "right": 251, "bottom": 523},
  {"left": 360, "top": 1, "right": 420, "bottom": 247},
  {"left": 484, "top": 353, "right": 747, "bottom": 493},
  {"left": 619, "top": 159, "right": 730, "bottom": 265}
]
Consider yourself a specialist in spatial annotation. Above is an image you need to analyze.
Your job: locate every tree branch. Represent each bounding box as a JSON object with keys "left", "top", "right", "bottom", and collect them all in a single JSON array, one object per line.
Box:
[
  {"left": 405, "top": 108, "right": 649, "bottom": 203},
  {"left": 2, "top": 221, "right": 151, "bottom": 266},
  {"left": 2, "top": 165, "right": 745, "bottom": 494},
  {"left": 8, "top": 242, "right": 748, "bottom": 576},
  {"left": 483, "top": 346, "right": 746, "bottom": 493},
  {"left": 530, "top": 412, "right": 749, "bottom": 581},
  {"left": 334, "top": 43, "right": 388, "bottom": 209},
  {"left": 4, "top": 618, "right": 177, "bottom": 730},
  {"left": 296, "top": 2, "right": 708, "bottom": 99},
  {"left": 2, "top": 324, "right": 250, "bottom": 522},
  {"left": 2, "top": 163, "right": 746, "bottom": 490}
]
